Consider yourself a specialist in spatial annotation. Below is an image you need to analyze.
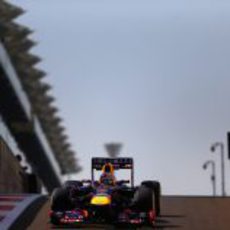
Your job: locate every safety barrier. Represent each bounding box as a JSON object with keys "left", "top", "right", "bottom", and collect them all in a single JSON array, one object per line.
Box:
[{"left": 0, "top": 194, "right": 46, "bottom": 230}]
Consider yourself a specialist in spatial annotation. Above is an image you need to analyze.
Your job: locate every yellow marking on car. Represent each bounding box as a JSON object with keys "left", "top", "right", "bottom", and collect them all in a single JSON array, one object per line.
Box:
[{"left": 90, "top": 195, "right": 111, "bottom": 205}]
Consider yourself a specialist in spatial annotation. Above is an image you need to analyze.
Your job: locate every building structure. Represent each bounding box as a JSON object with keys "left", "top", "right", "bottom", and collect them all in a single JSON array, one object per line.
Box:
[{"left": 0, "top": 0, "right": 81, "bottom": 193}]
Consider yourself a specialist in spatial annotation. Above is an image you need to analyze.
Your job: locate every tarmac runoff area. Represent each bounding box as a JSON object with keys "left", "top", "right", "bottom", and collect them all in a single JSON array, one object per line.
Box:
[{"left": 27, "top": 196, "right": 230, "bottom": 230}]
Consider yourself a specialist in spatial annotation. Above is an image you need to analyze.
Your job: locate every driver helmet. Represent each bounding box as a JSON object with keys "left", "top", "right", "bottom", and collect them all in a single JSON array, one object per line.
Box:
[
  {"left": 100, "top": 163, "right": 116, "bottom": 185},
  {"left": 102, "top": 162, "right": 114, "bottom": 174}
]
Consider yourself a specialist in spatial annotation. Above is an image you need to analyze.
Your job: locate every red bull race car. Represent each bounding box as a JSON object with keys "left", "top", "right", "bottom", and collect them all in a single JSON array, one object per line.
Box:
[{"left": 49, "top": 157, "right": 161, "bottom": 227}]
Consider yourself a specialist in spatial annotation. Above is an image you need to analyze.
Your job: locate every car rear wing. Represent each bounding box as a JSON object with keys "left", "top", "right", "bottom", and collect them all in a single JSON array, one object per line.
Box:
[{"left": 91, "top": 157, "right": 134, "bottom": 187}]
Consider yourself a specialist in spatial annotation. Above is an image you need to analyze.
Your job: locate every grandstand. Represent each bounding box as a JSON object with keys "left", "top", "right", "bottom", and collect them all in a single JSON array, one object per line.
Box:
[{"left": 0, "top": 0, "right": 81, "bottom": 193}]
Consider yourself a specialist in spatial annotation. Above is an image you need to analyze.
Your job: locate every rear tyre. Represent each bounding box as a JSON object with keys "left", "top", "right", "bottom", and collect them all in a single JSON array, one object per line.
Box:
[
  {"left": 64, "top": 180, "right": 83, "bottom": 188},
  {"left": 141, "top": 180, "right": 161, "bottom": 216}
]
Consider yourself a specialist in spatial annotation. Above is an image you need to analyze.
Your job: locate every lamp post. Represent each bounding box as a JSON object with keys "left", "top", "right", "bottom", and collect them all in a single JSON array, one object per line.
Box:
[
  {"left": 210, "top": 142, "right": 226, "bottom": 196},
  {"left": 203, "top": 160, "right": 216, "bottom": 196}
]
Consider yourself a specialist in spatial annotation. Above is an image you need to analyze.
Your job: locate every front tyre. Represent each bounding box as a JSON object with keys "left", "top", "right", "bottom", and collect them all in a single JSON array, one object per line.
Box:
[
  {"left": 141, "top": 180, "right": 161, "bottom": 216},
  {"left": 132, "top": 185, "right": 154, "bottom": 211},
  {"left": 50, "top": 187, "right": 74, "bottom": 211}
]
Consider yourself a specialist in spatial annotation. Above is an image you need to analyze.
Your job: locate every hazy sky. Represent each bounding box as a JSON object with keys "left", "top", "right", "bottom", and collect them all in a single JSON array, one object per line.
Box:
[{"left": 11, "top": 0, "right": 230, "bottom": 195}]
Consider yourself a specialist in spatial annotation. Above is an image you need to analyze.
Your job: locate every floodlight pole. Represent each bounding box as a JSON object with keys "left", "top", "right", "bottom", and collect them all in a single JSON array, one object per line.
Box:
[
  {"left": 104, "top": 143, "right": 122, "bottom": 158},
  {"left": 91, "top": 159, "right": 94, "bottom": 182},
  {"left": 203, "top": 160, "right": 216, "bottom": 196},
  {"left": 210, "top": 142, "right": 226, "bottom": 197}
]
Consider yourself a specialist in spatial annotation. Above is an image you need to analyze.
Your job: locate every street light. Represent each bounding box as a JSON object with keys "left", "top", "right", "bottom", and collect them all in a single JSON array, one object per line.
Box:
[
  {"left": 210, "top": 142, "right": 226, "bottom": 196},
  {"left": 203, "top": 160, "right": 216, "bottom": 196}
]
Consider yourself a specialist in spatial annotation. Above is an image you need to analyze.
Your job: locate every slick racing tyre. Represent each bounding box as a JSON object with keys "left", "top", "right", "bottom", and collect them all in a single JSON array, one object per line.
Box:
[
  {"left": 64, "top": 180, "right": 83, "bottom": 189},
  {"left": 51, "top": 187, "right": 74, "bottom": 211},
  {"left": 132, "top": 185, "right": 154, "bottom": 211},
  {"left": 141, "top": 180, "right": 161, "bottom": 216}
]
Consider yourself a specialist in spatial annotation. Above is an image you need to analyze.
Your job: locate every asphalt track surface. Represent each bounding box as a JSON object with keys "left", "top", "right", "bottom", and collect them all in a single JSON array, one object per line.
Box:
[{"left": 27, "top": 196, "right": 230, "bottom": 230}]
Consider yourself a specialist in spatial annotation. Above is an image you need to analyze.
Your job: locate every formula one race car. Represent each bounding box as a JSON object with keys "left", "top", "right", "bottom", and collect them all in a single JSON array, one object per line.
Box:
[{"left": 49, "top": 157, "right": 161, "bottom": 227}]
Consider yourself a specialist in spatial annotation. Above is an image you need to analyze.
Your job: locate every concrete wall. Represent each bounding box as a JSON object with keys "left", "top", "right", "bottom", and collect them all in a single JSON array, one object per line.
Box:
[{"left": 0, "top": 137, "right": 27, "bottom": 193}]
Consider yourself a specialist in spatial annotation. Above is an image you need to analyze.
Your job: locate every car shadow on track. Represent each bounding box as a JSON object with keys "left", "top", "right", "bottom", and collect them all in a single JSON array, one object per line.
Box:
[
  {"left": 49, "top": 214, "right": 184, "bottom": 230},
  {"left": 153, "top": 214, "right": 184, "bottom": 229}
]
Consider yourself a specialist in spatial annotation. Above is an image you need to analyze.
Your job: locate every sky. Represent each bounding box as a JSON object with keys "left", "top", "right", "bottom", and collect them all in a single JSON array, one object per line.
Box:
[{"left": 11, "top": 0, "right": 230, "bottom": 195}]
